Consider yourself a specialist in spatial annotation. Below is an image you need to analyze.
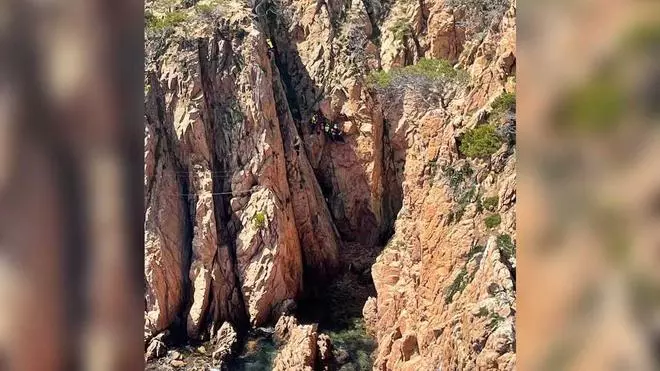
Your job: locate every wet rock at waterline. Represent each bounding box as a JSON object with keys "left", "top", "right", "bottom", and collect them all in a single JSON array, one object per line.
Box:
[
  {"left": 274, "top": 315, "right": 299, "bottom": 344},
  {"left": 273, "top": 322, "right": 319, "bottom": 371},
  {"left": 212, "top": 322, "right": 238, "bottom": 364}
]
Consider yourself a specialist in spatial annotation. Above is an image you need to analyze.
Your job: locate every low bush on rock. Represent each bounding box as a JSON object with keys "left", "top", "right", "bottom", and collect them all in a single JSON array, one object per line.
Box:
[
  {"left": 459, "top": 124, "right": 503, "bottom": 158},
  {"left": 482, "top": 196, "right": 499, "bottom": 211},
  {"left": 445, "top": 267, "right": 469, "bottom": 304},
  {"left": 252, "top": 212, "right": 266, "bottom": 229},
  {"left": 446, "top": 0, "right": 510, "bottom": 35},
  {"left": 484, "top": 214, "right": 502, "bottom": 229},
  {"left": 491, "top": 92, "right": 516, "bottom": 114},
  {"left": 367, "top": 59, "right": 468, "bottom": 107},
  {"left": 367, "top": 58, "right": 466, "bottom": 89},
  {"left": 145, "top": 10, "right": 188, "bottom": 32},
  {"left": 389, "top": 18, "right": 413, "bottom": 41}
]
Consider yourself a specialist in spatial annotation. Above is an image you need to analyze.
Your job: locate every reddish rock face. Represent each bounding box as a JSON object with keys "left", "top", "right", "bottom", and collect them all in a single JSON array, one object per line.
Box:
[
  {"left": 145, "top": 0, "right": 516, "bottom": 368},
  {"left": 362, "top": 1, "right": 517, "bottom": 368},
  {"left": 144, "top": 14, "right": 336, "bottom": 337},
  {"left": 273, "top": 322, "right": 319, "bottom": 371}
]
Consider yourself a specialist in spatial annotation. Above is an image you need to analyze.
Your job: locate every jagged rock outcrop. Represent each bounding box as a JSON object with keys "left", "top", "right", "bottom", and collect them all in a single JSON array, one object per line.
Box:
[
  {"left": 211, "top": 322, "right": 238, "bottom": 364},
  {"left": 145, "top": 0, "right": 371, "bottom": 335},
  {"left": 145, "top": 84, "right": 189, "bottom": 340},
  {"left": 273, "top": 322, "right": 319, "bottom": 370},
  {"left": 272, "top": 316, "right": 336, "bottom": 371},
  {"left": 316, "top": 334, "right": 336, "bottom": 370},
  {"left": 145, "top": 330, "right": 170, "bottom": 361},
  {"left": 270, "top": 60, "right": 341, "bottom": 284},
  {"left": 274, "top": 314, "right": 299, "bottom": 343},
  {"left": 362, "top": 296, "right": 378, "bottom": 335}
]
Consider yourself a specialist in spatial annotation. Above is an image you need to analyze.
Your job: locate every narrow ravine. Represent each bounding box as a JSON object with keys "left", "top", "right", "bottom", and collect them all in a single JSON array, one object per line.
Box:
[{"left": 295, "top": 242, "right": 381, "bottom": 369}]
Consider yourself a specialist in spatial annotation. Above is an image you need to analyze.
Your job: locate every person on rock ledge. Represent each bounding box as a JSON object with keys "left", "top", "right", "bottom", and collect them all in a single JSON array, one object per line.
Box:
[
  {"left": 309, "top": 100, "right": 346, "bottom": 142},
  {"left": 266, "top": 38, "right": 275, "bottom": 58}
]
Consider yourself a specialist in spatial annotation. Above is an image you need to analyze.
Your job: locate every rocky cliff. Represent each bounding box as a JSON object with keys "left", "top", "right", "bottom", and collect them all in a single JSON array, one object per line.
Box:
[{"left": 144, "top": 0, "right": 516, "bottom": 368}]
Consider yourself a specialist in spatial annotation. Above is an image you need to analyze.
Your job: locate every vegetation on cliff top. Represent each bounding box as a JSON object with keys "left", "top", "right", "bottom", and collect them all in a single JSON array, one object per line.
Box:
[
  {"left": 446, "top": 0, "right": 510, "bottom": 36},
  {"left": 367, "top": 58, "right": 467, "bottom": 89},
  {"left": 145, "top": 10, "right": 188, "bottom": 32}
]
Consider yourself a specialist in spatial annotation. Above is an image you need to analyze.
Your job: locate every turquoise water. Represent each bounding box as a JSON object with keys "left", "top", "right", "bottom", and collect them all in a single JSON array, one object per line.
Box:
[
  {"left": 227, "top": 334, "right": 278, "bottom": 371},
  {"left": 209, "top": 266, "right": 379, "bottom": 370},
  {"left": 325, "top": 317, "right": 377, "bottom": 370},
  {"left": 224, "top": 318, "right": 375, "bottom": 370}
]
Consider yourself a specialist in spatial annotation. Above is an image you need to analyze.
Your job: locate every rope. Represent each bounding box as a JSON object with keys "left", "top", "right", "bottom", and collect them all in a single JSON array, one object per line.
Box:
[
  {"left": 179, "top": 189, "right": 256, "bottom": 196},
  {"left": 171, "top": 171, "right": 235, "bottom": 174}
]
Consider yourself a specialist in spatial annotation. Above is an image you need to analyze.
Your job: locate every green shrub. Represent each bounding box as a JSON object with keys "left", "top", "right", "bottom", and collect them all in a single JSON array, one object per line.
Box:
[
  {"left": 390, "top": 19, "right": 412, "bottom": 41},
  {"left": 443, "top": 165, "right": 477, "bottom": 225},
  {"left": 195, "top": 0, "right": 226, "bottom": 19},
  {"left": 450, "top": 185, "right": 477, "bottom": 223},
  {"left": 459, "top": 124, "right": 502, "bottom": 158},
  {"left": 367, "top": 69, "right": 393, "bottom": 88},
  {"left": 475, "top": 195, "right": 484, "bottom": 213},
  {"left": 405, "top": 58, "right": 459, "bottom": 80},
  {"left": 482, "top": 196, "right": 499, "bottom": 212},
  {"left": 491, "top": 92, "right": 516, "bottom": 113},
  {"left": 427, "top": 160, "right": 438, "bottom": 177},
  {"left": 195, "top": 3, "right": 215, "bottom": 16},
  {"left": 442, "top": 163, "right": 473, "bottom": 193},
  {"left": 367, "top": 58, "right": 466, "bottom": 90},
  {"left": 488, "top": 92, "right": 516, "bottom": 125},
  {"left": 445, "top": 268, "right": 469, "bottom": 304},
  {"left": 476, "top": 306, "right": 489, "bottom": 317},
  {"left": 497, "top": 233, "right": 515, "bottom": 261},
  {"left": 146, "top": 10, "right": 188, "bottom": 32},
  {"left": 484, "top": 214, "right": 501, "bottom": 229},
  {"left": 446, "top": 0, "right": 509, "bottom": 37},
  {"left": 252, "top": 212, "right": 266, "bottom": 229}
]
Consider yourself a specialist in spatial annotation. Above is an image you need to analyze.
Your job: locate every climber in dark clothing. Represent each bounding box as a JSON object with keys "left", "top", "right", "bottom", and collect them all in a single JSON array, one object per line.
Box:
[
  {"left": 329, "top": 122, "right": 344, "bottom": 142},
  {"left": 310, "top": 111, "right": 327, "bottom": 135},
  {"left": 308, "top": 109, "right": 345, "bottom": 141},
  {"left": 265, "top": 38, "right": 276, "bottom": 58},
  {"left": 310, "top": 114, "right": 318, "bottom": 130}
]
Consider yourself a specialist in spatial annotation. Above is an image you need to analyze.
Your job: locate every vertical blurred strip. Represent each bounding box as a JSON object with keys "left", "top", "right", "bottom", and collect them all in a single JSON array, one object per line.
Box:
[
  {"left": 0, "top": 0, "right": 144, "bottom": 370},
  {"left": 519, "top": 0, "right": 660, "bottom": 370}
]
